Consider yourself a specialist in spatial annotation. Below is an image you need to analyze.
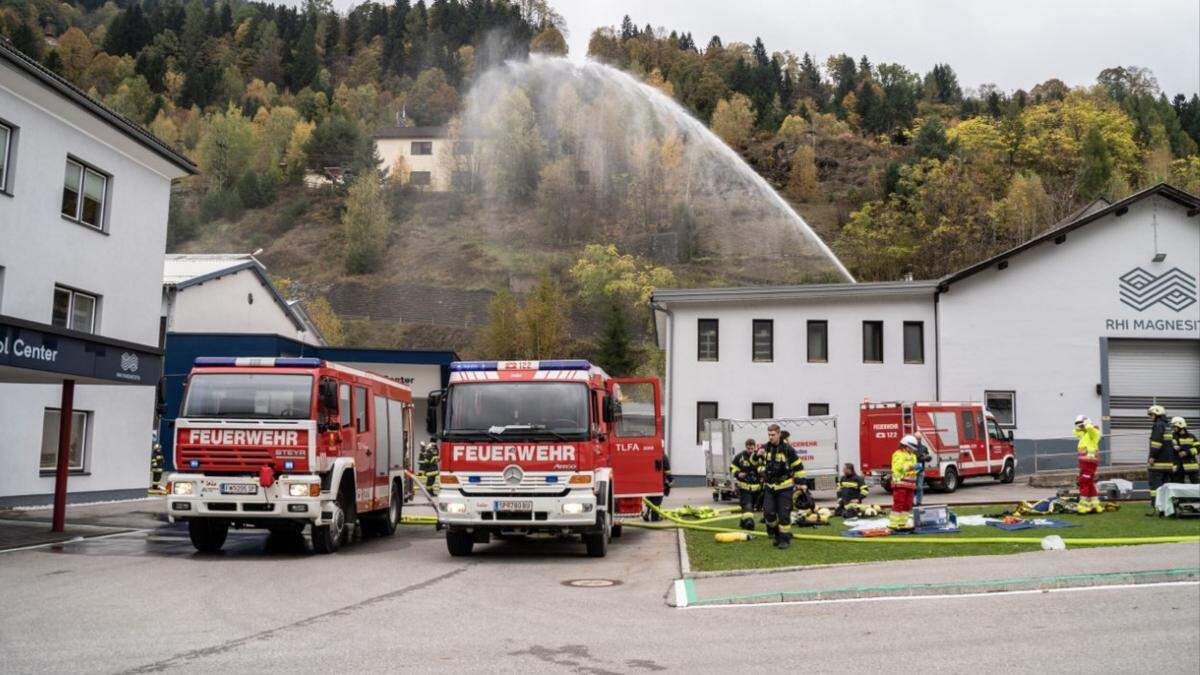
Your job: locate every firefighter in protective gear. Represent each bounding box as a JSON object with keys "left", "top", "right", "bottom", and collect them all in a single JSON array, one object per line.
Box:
[
  {"left": 148, "top": 437, "right": 165, "bottom": 495},
  {"left": 889, "top": 436, "right": 919, "bottom": 528},
  {"left": 835, "top": 462, "right": 869, "bottom": 516},
  {"left": 730, "top": 438, "right": 764, "bottom": 530},
  {"left": 1147, "top": 405, "right": 1175, "bottom": 499},
  {"left": 761, "top": 425, "right": 806, "bottom": 549},
  {"left": 1170, "top": 417, "right": 1198, "bottom": 484},
  {"left": 418, "top": 439, "right": 440, "bottom": 495},
  {"left": 1074, "top": 415, "right": 1102, "bottom": 513}
]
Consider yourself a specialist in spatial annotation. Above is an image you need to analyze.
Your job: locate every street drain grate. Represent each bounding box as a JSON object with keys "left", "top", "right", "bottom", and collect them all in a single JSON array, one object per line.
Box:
[{"left": 562, "top": 578, "right": 622, "bottom": 588}]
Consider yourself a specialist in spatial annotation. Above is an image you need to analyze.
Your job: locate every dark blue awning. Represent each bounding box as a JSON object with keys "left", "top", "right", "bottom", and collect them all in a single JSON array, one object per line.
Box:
[{"left": 0, "top": 315, "right": 162, "bottom": 385}]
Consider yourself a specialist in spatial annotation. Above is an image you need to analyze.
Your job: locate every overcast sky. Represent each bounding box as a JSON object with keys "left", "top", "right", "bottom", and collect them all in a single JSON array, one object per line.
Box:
[{"left": 551, "top": 0, "right": 1200, "bottom": 96}]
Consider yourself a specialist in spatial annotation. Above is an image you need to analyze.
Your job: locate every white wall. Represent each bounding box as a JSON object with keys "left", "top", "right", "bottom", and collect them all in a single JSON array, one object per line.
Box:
[
  {"left": 939, "top": 196, "right": 1200, "bottom": 442},
  {"left": 664, "top": 293, "right": 937, "bottom": 475},
  {"left": 167, "top": 270, "right": 316, "bottom": 344},
  {"left": 376, "top": 137, "right": 450, "bottom": 191}
]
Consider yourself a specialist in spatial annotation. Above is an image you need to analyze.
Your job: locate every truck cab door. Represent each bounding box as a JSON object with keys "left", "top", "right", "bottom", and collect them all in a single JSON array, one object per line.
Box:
[{"left": 606, "top": 378, "right": 664, "bottom": 498}]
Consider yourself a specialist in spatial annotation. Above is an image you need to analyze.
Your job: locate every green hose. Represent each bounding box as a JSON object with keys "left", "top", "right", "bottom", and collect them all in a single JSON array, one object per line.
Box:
[{"left": 640, "top": 498, "right": 1200, "bottom": 546}]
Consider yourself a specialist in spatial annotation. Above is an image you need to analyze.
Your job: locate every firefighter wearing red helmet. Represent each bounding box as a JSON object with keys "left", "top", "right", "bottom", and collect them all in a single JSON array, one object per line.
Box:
[
  {"left": 889, "top": 435, "right": 919, "bottom": 528},
  {"left": 1074, "top": 415, "right": 1102, "bottom": 513}
]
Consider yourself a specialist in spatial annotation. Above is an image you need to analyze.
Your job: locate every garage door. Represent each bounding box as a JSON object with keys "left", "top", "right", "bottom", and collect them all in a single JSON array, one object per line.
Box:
[{"left": 1108, "top": 339, "right": 1200, "bottom": 462}]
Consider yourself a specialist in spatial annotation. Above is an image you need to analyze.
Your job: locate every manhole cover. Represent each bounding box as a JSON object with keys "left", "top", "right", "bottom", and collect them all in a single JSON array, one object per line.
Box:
[{"left": 562, "top": 578, "right": 622, "bottom": 588}]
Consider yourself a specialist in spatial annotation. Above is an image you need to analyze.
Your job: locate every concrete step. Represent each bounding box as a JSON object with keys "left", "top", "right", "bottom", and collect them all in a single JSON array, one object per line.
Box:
[{"left": 1028, "top": 466, "right": 1147, "bottom": 487}]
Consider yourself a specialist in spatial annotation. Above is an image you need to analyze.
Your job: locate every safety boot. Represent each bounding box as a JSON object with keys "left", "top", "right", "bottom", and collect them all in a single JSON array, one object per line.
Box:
[{"left": 777, "top": 531, "right": 792, "bottom": 550}]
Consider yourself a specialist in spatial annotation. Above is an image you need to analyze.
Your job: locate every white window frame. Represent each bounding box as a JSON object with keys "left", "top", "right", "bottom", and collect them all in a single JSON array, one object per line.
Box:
[
  {"left": 410, "top": 141, "right": 433, "bottom": 155},
  {"left": 697, "top": 318, "right": 719, "bottom": 362},
  {"left": 40, "top": 408, "right": 91, "bottom": 474},
  {"left": 0, "top": 119, "right": 13, "bottom": 194},
  {"left": 62, "top": 157, "right": 109, "bottom": 231},
  {"left": 984, "top": 390, "right": 1017, "bottom": 428},
  {"left": 52, "top": 285, "right": 99, "bottom": 333}
]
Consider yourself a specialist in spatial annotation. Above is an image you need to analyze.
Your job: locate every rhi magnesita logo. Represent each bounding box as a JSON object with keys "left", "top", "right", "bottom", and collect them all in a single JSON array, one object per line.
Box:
[
  {"left": 1118, "top": 267, "right": 1198, "bottom": 312},
  {"left": 120, "top": 352, "right": 139, "bottom": 373}
]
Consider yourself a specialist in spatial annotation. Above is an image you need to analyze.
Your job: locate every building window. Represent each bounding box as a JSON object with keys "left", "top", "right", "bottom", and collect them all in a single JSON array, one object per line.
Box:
[
  {"left": 52, "top": 286, "right": 98, "bottom": 333},
  {"left": 807, "top": 320, "right": 828, "bottom": 363},
  {"left": 410, "top": 141, "right": 433, "bottom": 155},
  {"left": 409, "top": 171, "right": 432, "bottom": 186},
  {"left": 903, "top": 321, "right": 924, "bottom": 364},
  {"left": 985, "top": 390, "right": 1016, "bottom": 427},
  {"left": 354, "top": 386, "right": 369, "bottom": 432},
  {"left": 0, "top": 120, "right": 12, "bottom": 193},
  {"left": 62, "top": 158, "right": 108, "bottom": 230},
  {"left": 40, "top": 409, "right": 89, "bottom": 472},
  {"left": 339, "top": 383, "right": 352, "bottom": 427},
  {"left": 752, "top": 319, "right": 773, "bottom": 362},
  {"left": 697, "top": 401, "right": 718, "bottom": 444},
  {"left": 697, "top": 319, "right": 718, "bottom": 361},
  {"left": 862, "top": 321, "right": 883, "bottom": 363},
  {"left": 752, "top": 402, "right": 773, "bottom": 419},
  {"left": 808, "top": 403, "right": 830, "bottom": 416}
]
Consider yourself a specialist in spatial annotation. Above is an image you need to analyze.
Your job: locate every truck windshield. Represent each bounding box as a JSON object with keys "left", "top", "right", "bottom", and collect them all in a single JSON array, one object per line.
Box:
[
  {"left": 182, "top": 373, "right": 313, "bottom": 420},
  {"left": 445, "top": 383, "right": 589, "bottom": 437}
]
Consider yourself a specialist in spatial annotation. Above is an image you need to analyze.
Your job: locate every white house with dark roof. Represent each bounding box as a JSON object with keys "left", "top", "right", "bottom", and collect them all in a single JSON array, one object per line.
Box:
[
  {"left": 653, "top": 184, "right": 1200, "bottom": 480},
  {"left": 374, "top": 125, "right": 473, "bottom": 192}
]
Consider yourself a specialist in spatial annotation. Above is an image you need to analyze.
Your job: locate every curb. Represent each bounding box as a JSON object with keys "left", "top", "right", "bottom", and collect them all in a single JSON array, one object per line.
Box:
[
  {"left": 676, "top": 527, "right": 692, "bottom": 577},
  {"left": 678, "top": 567, "right": 1200, "bottom": 607}
]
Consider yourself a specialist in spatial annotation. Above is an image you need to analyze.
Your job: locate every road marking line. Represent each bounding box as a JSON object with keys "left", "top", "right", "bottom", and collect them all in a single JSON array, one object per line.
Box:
[
  {"left": 679, "top": 580, "right": 1200, "bottom": 610},
  {"left": 0, "top": 528, "right": 150, "bottom": 554}
]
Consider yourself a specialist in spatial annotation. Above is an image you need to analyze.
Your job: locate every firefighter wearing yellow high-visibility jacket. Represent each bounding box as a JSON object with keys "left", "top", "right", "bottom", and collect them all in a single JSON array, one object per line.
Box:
[
  {"left": 1074, "top": 415, "right": 1102, "bottom": 513},
  {"left": 760, "top": 424, "right": 805, "bottom": 549},
  {"left": 889, "top": 436, "right": 919, "bottom": 528},
  {"left": 1146, "top": 405, "right": 1175, "bottom": 500},
  {"left": 730, "top": 438, "right": 764, "bottom": 531},
  {"left": 1171, "top": 417, "right": 1198, "bottom": 484}
]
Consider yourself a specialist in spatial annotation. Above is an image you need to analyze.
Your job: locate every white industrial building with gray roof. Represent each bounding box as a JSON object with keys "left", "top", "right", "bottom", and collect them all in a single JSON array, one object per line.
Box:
[{"left": 652, "top": 184, "right": 1200, "bottom": 481}]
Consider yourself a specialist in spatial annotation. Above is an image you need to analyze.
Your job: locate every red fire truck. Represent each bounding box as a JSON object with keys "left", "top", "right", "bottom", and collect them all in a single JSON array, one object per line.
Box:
[
  {"left": 427, "top": 360, "right": 664, "bottom": 558},
  {"left": 165, "top": 357, "right": 415, "bottom": 554},
  {"left": 859, "top": 401, "right": 1016, "bottom": 493}
]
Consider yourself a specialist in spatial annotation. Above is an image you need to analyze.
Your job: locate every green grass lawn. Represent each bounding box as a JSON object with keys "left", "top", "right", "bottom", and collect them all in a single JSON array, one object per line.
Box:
[{"left": 684, "top": 504, "right": 1200, "bottom": 572}]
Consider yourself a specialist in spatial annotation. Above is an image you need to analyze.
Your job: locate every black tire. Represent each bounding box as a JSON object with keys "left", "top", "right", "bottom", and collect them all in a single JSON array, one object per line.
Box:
[
  {"left": 584, "top": 511, "right": 610, "bottom": 558},
  {"left": 312, "top": 484, "right": 352, "bottom": 554},
  {"left": 364, "top": 485, "right": 401, "bottom": 537},
  {"left": 940, "top": 466, "right": 960, "bottom": 493},
  {"left": 611, "top": 524, "right": 623, "bottom": 538},
  {"left": 999, "top": 460, "right": 1015, "bottom": 484},
  {"left": 188, "top": 518, "right": 228, "bottom": 553},
  {"left": 446, "top": 529, "right": 474, "bottom": 556}
]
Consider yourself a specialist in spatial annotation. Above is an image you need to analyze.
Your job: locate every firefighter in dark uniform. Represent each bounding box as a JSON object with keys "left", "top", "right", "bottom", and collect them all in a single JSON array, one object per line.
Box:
[
  {"left": 148, "top": 435, "right": 165, "bottom": 494},
  {"left": 761, "top": 424, "right": 806, "bottom": 549},
  {"left": 730, "top": 438, "right": 764, "bottom": 530},
  {"left": 1147, "top": 405, "right": 1175, "bottom": 500},
  {"left": 835, "top": 462, "right": 869, "bottom": 516},
  {"left": 1171, "top": 417, "right": 1198, "bottom": 484},
  {"left": 418, "top": 439, "right": 440, "bottom": 495}
]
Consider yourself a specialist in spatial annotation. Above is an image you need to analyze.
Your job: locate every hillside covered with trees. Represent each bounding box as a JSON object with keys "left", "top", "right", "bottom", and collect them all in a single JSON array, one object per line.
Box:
[{"left": 3, "top": 1, "right": 1198, "bottom": 374}]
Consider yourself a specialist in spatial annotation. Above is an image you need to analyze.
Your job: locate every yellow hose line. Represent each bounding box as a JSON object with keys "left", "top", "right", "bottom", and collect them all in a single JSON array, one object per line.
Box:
[{"left": 639, "top": 499, "right": 1200, "bottom": 546}]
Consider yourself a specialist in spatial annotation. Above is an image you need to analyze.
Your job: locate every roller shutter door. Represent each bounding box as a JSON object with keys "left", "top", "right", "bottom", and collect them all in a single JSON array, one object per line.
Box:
[{"left": 1108, "top": 339, "right": 1200, "bottom": 462}]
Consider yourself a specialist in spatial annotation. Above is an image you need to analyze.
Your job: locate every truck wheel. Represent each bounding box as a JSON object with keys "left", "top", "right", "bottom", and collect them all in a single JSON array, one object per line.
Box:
[
  {"left": 584, "top": 512, "right": 610, "bottom": 558},
  {"left": 446, "top": 529, "right": 474, "bottom": 556},
  {"left": 188, "top": 518, "right": 228, "bottom": 553},
  {"left": 364, "top": 485, "right": 401, "bottom": 537},
  {"left": 940, "top": 466, "right": 960, "bottom": 493},
  {"left": 880, "top": 474, "right": 893, "bottom": 494},
  {"left": 312, "top": 486, "right": 352, "bottom": 554},
  {"left": 999, "top": 460, "right": 1015, "bottom": 484}
]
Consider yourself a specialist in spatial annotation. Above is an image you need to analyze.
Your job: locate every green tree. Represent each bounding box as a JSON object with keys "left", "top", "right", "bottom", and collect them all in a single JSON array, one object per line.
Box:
[
  {"left": 530, "top": 25, "right": 567, "bottom": 55},
  {"left": 595, "top": 303, "right": 637, "bottom": 377},
  {"left": 195, "top": 104, "right": 258, "bottom": 191},
  {"left": 476, "top": 291, "right": 524, "bottom": 359},
  {"left": 407, "top": 68, "right": 459, "bottom": 125},
  {"left": 306, "top": 296, "right": 346, "bottom": 346},
  {"left": 291, "top": 21, "right": 319, "bottom": 89},
  {"left": 518, "top": 274, "right": 570, "bottom": 359},
  {"left": 10, "top": 22, "right": 43, "bottom": 61},
  {"left": 482, "top": 86, "right": 543, "bottom": 202},
  {"left": 914, "top": 117, "right": 956, "bottom": 161},
  {"left": 1077, "top": 126, "right": 1113, "bottom": 200},
  {"left": 305, "top": 116, "right": 378, "bottom": 175},
  {"left": 710, "top": 93, "right": 754, "bottom": 148},
  {"left": 342, "top": 173, "right": 389, "bottom": 273},
  {"left": 786, "top": 145, "right": 819, "bottom": 201}
]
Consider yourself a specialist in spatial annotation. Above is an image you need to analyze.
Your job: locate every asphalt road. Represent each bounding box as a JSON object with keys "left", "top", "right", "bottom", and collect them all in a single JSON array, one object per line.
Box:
[{"left": 1, "top": 504, "right": 1198, "bottom": 674}]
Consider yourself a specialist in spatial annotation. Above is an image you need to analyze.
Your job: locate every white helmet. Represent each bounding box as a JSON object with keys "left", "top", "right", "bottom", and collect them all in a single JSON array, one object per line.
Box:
[
  {"left": 1148, "top": 405, "right": 1166, "bottom": 417},
  {"left": 1074, "top": 414, "right": 1089, "bottom": 427},
  {"left": 900, "top": 434, "right": 920, "bottom": 450},
  {"left": 1171, "top": 416, "right": 1188, "bottom": 429}
]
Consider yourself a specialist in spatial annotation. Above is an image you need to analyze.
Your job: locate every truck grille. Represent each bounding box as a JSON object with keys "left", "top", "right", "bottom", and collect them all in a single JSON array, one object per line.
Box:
[
  {"left": 177, "top": 447, "right": 273, "bottom": 472},
  {"left": 459, "top": 474, "right": 571, "bottom": 495}
]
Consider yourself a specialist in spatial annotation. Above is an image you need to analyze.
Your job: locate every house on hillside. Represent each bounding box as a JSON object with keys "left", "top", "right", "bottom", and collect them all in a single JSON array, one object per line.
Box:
[{"left": 373, "top": 125, "right": 477, "bottom": 192}]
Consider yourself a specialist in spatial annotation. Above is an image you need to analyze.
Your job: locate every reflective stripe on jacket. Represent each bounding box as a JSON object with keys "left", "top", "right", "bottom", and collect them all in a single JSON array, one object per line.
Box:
[
  {"left": 761, "top": 442, "right": 804, "bottom": 490},
  {"left": 892, "top": 448, "right": 917, "bottom": 487},
  {"left": 1075, "top": 424, "right": 1100, "bottom": 459},
  {"left": 729, "top": 450, "right": 764, "bottom": 491}
]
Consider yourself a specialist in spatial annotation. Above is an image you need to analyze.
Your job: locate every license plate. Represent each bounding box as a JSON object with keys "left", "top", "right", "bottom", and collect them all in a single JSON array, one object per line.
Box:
[
  {"left": 495, "top": 500, "right": 533, "bottom": 512},
  {"left": 220, "top": 483, "right": 258, "bottom": 495}
]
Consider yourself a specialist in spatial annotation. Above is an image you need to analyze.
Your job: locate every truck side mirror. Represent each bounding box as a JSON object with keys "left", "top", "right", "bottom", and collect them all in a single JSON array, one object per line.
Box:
[
  {"left": 426, "top": 390, "right": 444, "bottom": 435},
  {"left": 318, "top": 380, "right": 339, "bottom": 413},
  {"left": 602, "top": 395, "right": 617, "bottom": 423}
]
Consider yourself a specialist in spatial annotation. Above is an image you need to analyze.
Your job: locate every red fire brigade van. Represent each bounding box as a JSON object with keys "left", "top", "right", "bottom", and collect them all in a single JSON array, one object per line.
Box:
[
  {"left": 427, "top": 360, "right": 664, "bottom": 558},
  {"left": 165, "top": 357, "right": 414, "bottom": 554},
  {"left": 860, "top": 401, "right": 1016, "bottom": 493}
]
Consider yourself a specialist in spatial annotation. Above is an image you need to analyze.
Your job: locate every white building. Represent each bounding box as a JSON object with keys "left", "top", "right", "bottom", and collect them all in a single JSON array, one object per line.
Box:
[
  {"left": 162, "top": 254, "right": 324, "bottom": 346},
  {"left": 0, "top": 40, "right": 196, "bottom": 505},
  {"left": 653, "top": 184, "right": 1200, "bottom": 479},
  {"left": 374, "top": 125, "right": 473, "bottom": 192}
]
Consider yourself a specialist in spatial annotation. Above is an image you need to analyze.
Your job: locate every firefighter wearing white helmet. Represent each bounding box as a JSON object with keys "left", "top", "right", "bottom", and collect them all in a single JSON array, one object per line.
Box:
[
  {"left": 1073, "top": 415, "right": 1102, "bottom": 513},
  {"left": 1170, "top": 417, "right": 1198, "bottom": 484},
  {"left": 1146, "top": 405, "right": 1175, "bottom": 499},
  {"left": 888, "top": 435, "right": 920, "bottom": 528}
]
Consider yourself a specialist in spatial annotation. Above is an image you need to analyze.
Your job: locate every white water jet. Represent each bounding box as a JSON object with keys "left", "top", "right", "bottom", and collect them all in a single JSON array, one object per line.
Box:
[{"left": 458, "top": 55, "right": 855, "bottom": 283}]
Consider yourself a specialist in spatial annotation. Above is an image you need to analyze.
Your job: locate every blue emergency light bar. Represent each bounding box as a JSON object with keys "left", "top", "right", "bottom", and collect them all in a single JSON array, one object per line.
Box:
[
  {"left": 449, "top": 360, "right": 592, "bottom": 371},
  {"left": 193, "top": 357, "right": 323, "bottom": 368}
]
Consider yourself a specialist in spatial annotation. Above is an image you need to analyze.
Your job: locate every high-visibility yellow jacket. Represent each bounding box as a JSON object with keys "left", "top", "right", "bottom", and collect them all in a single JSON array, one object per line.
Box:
[
  {"left": 1075, "top": 423, "right": 1100, "bottom": 459},
  {"left": 891, "top": 448, "right": 917, "bottom": 488}
]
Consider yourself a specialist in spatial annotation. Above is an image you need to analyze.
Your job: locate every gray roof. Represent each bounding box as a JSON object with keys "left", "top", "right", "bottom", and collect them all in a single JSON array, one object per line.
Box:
[
  {"left": 0, "top": 38, "right": 197, "bottom": 175},
  {"left": 650, "top": 280, "right": 939, "bottom": 305},
  {"left": 163, "top": 254, "right": 306, "bottom": 332},
  {"left": 373, "top": 125, "right": 449, "bottom": 139}
]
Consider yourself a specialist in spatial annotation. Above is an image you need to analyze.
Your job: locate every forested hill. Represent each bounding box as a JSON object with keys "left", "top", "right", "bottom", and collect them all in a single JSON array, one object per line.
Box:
[{"left": 3, "top": 1, "right": 1198, "bottom": 368}]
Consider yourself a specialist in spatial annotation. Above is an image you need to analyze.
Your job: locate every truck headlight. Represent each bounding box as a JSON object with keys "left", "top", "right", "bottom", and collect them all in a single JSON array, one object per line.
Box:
[
  {"left": 288, "top": 483, "right": 315, "bottom": 497},
  {"left": 562, "top": 502, "right": 584, "bottom": 515},
  {"left": 171, "top": 481, "right": 194, "bottom": 496},
  {"left": 446, "top": 502, "right": 467, "bottom": 514}
]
